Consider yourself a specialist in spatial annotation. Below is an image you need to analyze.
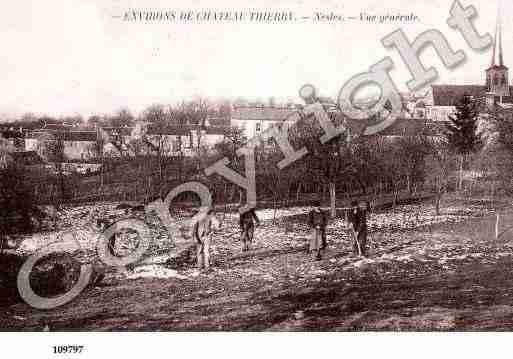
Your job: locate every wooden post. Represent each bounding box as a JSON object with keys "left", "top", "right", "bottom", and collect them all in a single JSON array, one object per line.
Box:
[
  {"left": 458, "top": 154, "right": 463, "bottom": 192},
  {"left": 329, "top": 182, "right": 336, "bottom": 219},
  {"left": 496, "top": 212, "right": 500, "bottom": 240},
  {"left": 147, "top": 176, "right": 151, "bottom": 203}
]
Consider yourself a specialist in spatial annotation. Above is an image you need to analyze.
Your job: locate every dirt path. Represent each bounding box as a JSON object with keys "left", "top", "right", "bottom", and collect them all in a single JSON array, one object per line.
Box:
[{"left": 3, "top": 200, "right": 513, "bottom": 331}]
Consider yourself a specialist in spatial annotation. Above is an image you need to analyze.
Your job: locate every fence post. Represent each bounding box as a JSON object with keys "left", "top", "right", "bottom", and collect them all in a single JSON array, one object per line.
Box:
[{"left": 495, "top": 212, "right": 500, "bottom": 240}]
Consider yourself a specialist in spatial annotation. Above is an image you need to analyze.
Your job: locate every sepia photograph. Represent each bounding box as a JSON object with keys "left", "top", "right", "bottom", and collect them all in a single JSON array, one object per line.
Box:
[{"left": 2, "top": 0, "right": 513, "bottom": 356}]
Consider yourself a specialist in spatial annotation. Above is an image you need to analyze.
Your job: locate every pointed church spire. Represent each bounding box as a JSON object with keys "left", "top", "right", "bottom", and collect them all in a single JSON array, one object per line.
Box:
[
  {"left": 490, "top": 17, "right": 499, "bottom": 67},
  {"left": 498, "top": 10, "right": 504, "bottom": 66},
  {"left": 490, "top": 4, "right": 506, "bottom": 68},
  {"left": 485, "top": 1, "right": 509, "bottom": 101}
]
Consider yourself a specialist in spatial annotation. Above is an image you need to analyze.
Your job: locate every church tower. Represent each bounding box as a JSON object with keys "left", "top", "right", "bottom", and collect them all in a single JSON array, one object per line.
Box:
[{"left": 486, "top": 13, "right": 509, "bottom": 105}]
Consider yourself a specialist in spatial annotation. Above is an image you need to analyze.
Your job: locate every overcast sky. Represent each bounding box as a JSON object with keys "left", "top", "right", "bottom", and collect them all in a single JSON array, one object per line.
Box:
[{"left": 0, "top": 0, "right": 507, "bottom": 118}]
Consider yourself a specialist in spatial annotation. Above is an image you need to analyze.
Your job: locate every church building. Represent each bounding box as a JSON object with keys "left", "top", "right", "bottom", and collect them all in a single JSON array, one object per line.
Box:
[{"left": 423, "top": 15, "right": 513, "bottom": 122}]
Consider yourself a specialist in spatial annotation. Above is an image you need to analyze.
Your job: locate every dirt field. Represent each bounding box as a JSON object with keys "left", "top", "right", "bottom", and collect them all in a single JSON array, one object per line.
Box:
[{"left": 3, "top": 196, "right": 513, "bottom": 331}]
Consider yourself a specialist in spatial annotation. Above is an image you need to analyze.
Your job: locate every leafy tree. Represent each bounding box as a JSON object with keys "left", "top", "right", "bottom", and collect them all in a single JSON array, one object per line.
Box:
[
  {"left": 0, "top": 163, "right": 43, "bottom": 251},
  {"left": 445, "top": 94, "right": 483, "bottom": 190},
  {"left": 445, "top": 94, "right": 482, "bottom": 190},
  {"left": 445, "top": 94, "right": 482, "bottom": 153}
]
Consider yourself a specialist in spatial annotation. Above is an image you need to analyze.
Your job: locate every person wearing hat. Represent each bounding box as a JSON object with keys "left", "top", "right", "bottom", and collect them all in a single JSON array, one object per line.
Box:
[
  {"left": 192, "top": 206, "right": 220, "bottom": 270},
  {"left": 347, "top": 200, "right": 370, "bottom": 256},
  {"left": 239, "top": 207, "right": 260, "bottom": 252},
  {"left": 308, "top": 200, "right": 327, "bottom": 260}
]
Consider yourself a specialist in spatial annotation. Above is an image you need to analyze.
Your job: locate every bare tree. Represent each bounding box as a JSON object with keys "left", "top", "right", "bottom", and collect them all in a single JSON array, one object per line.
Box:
[
  {"left": 426, "top": 139, "right": 455, "bottom": 215},
  {"left": 109, "top": 108, "right": 135, "bottom": 128},
  {"left": 213, "top": 126, "right": 247, "bottom": 204},
  {"left": 290, "top": 113, "right": 352, "bottom": 218},
  {"left": 36, "top": 132, "right": 67, "bottom": 205}
]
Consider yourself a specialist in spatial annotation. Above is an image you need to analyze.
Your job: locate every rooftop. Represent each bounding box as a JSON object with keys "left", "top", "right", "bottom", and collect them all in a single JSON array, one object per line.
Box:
[{"left": 232, "top": 106, "right": 298, "bottom": 121}]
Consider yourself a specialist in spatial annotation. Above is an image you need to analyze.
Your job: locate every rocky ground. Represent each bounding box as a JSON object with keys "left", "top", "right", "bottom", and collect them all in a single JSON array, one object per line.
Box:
[{"left": 3, "top": 196, "right": 513, "bottom": 331}]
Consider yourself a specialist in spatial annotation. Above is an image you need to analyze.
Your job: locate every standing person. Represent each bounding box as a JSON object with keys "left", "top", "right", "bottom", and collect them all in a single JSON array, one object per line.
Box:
[
  {"left": 308, "top": 200, "right": 327, "bottom": 261},
  {"left": 347, "top": 200, "right": 371, "bottom": 257},
  {"left": 239, "top": 207, "right": 260, "bottom": 252},
  {"left": 192, "top": 207, "right": 220, "bottom": 270}
]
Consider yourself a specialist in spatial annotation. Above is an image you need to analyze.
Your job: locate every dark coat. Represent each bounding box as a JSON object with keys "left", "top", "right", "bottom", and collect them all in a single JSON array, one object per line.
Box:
[
  {"left": 308, "top": 209, "right": 327, "bottom": 229},
  {"left": 239, "top": 208, "right": 260, "bottom": 229},
  {"left": 348, "top": 202, "right": 370, "bottom": 233}
]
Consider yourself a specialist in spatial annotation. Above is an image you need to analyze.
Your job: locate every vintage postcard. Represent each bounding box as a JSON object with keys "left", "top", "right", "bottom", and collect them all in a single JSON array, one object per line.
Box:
[{"left": 1, "top": 0, "right": 513, "bottom": 356}]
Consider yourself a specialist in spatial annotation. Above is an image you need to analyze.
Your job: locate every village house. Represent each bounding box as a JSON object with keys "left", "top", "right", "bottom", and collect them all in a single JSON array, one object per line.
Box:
[
  {"left": 230, "top": 105, "right": 298, "bottom": 139},
  {"left": 61, "top": 131, "right": 98, "bottom": 160},
  {"left": 20, "top": 120, "right": 229, "bottom": 162},
  {"left": 145, "top": 124, "right": 193, "bottom": 157},
  {"left": 145, "top": 123, "right": 227, "bottom": 156},
  {"left": 0, "top": 127, "right": 26, "bottom": 151},
  {"left": 26, "top": 130, "right": 98, "bottom": 161},
  {"left": 230, "top": 100, "right": 442, "bottom": 143}
]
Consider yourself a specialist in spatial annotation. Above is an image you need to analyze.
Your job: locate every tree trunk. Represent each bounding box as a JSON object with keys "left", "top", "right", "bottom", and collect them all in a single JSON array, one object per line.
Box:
[
  {"left": 329, "top": 182, "right": 336, "bottom": 218},
  {"left": 458, "top": 154, "right": 464, "bottom": 192},
  {"left": 158, "top": 139, "right": 163, "bottom": 184},
  {"left": 147, "top": 176, "right": 152, "bottom": 203},
  {"left": 491, "top": 180, "right": 496, "bottom": 206},
  {"left": 272, "top": 195, "right": 277, "bottom": 225},
  {"left": 57, "top": 163, "right": 66, "bottom": 204},
  {"left": 435, "top": 191, "right": 441, "bottom": 216},
  {"left": 222, "top": 183, "right": 228, "bottom": 225},
  {"left": 435, "top": 177, "right": 443, "bottom": 216},
  {"left": 356, "top": 178, "right": 367, "bottom": 195},
  {"left": 393, "top": 183, "right": 399, "bottom": 211}
]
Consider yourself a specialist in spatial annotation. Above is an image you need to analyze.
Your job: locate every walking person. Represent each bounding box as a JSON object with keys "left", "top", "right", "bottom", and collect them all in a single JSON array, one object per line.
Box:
[
  {"left": 347, "top": 200, "right": 371, "bottom": 257},
  {"left": 192, "top": 206, "right": 220, "bottom": 270},
  {"left": 308, "top": 200, "right": 327, "bottom": 261},
  {"left": 239, "top": 207, "right": 260, "bottom": 252}
]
